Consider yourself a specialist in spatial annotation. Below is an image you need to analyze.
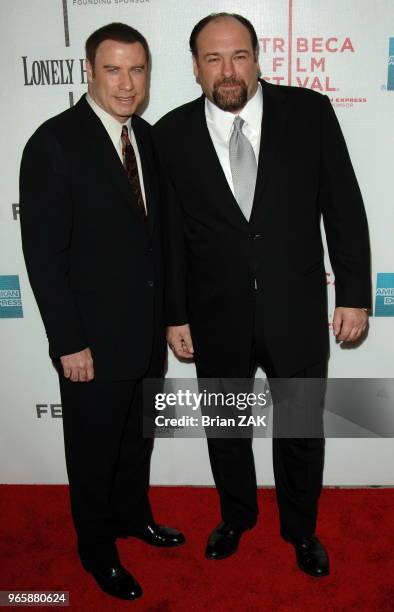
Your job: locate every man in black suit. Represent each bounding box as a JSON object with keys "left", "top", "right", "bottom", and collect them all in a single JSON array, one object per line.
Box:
[
  {"left": 20, "top": 22, "right": 184, "bottom": 601},
  {"left": 154, "top": 13, "right": 371, "bottom": 577}
]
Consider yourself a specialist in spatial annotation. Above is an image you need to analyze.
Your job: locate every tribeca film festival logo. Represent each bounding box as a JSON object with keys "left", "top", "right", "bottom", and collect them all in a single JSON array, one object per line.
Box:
[
  {"left": 375, "top": 273, "right": 394, "bottom": 317},
  {"left": 261, "top": 35, "right": 367, "bottom": 107},
  {"left": 0, "top": 276, "right": 23, "bottom": 318}
]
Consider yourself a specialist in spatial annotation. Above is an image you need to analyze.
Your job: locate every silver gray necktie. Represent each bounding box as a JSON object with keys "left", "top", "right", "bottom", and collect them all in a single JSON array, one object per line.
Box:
[{"left": 229, "top": 116, "right": 257, "bottom": 221}]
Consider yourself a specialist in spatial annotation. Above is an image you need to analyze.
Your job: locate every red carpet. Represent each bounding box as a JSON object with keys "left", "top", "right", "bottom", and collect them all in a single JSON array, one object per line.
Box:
[{"left": 0, "top": 486, "right": 394, "bottom": 611}]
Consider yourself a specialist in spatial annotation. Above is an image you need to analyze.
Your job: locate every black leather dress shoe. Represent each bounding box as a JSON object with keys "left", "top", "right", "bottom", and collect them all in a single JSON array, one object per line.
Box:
[
  {"left": 287, "top": 535, "right": 330, "bottom": 577},
  {"left": 119, "top": 523, "right": 185, "bottom": 547},
  {"left": 90, "top": 565, "right": 142, "bottom": 600},
  {"left": 205, "top": 522, "right": 246, "bottom": 560}
]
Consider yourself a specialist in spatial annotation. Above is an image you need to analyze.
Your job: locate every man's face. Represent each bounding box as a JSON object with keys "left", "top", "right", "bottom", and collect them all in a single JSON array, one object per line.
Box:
[
  {"left": 86, "top": 39, "right": 147, "bottom": 122},
  {"left": 193, "top": 17, "right": 260, "bottom": 113}
]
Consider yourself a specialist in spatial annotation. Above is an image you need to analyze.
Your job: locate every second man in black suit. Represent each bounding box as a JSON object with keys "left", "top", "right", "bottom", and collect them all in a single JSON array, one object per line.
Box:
[{"left": 154, "top": 13, "right": 371, "bottom": 577}]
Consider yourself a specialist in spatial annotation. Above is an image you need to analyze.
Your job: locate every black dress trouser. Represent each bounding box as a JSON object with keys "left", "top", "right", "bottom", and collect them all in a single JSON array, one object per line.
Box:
[
  {"left": 58, "top": 333, "right": 164, "bottom": 571},
  {"left": 196, "top": 297, "right": 326, "bottom": 541}
]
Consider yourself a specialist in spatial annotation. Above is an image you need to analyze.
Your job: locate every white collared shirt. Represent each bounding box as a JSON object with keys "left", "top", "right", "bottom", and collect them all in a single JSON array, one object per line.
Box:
[
  {"left": 205, "top": 83, "right": 263, "bottom": 196},
  {"left": 86, "top": 93, "right": 147, "bottom": 211}
]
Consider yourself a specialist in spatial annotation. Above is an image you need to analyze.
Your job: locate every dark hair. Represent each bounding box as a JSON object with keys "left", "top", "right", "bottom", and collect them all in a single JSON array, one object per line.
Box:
[
  {"left": 85, "top": 22, "right": 150, "bottom": 68},
  {"left": 189, "top": 13, "right": 259, "bottom": 58}
]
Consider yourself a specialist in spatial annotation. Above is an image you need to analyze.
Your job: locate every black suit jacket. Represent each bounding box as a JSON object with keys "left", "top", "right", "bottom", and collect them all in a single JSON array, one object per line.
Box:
[
  {"left": 154, "top": 79, "right": 371, "bottom": 377},
  {"left": 20, "top": 95, "right": 164, "bottom": 380}
]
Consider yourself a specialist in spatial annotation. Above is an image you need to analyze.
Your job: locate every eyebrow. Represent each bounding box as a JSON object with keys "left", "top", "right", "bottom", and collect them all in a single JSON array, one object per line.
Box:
[
  {"left": 103, "top": 63, "right": 146, "bottom": 69},
  {"left": 204, "top": 49, "right": 251, "bottom": 58}
]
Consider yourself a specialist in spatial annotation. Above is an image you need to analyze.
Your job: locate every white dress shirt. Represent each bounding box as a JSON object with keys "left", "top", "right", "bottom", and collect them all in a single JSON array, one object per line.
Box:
[
  {"left": 86, "top": 93, "right": 147, "bottom": 211},
  {"left": 205, "top": 83, "right": 263, "bottom": 196}
]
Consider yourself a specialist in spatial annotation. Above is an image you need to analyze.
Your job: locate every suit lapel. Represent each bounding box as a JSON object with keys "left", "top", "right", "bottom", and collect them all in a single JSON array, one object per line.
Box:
[
  {"left": 75, "top": 96, "right": 146, "bottom": 222},
  {"left": 132, "top": 117, "right": 157, "bottom": 235},
  {"left": 190, "top": 96, "right": 249, "bottom": 229},
  {"left": 190, "top": 81, "right": 288, "bottom": 228},
  {"left": 249, "top": 79, "right": 289, "bottom": 224}
]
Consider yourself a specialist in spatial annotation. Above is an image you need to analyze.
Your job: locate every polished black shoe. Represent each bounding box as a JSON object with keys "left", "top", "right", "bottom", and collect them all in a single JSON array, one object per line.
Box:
[
  {"left": 287, "top": 535, "right": 330, "bottom": 577},
  {"left": 119, "top": 522, "right": 185, "bottom": 547},
  {"left": 90, "top": 564, "right": 142, "bottom": 600},
  {"left": 205, "top": 522, "right": 247, "bottom": 560}
]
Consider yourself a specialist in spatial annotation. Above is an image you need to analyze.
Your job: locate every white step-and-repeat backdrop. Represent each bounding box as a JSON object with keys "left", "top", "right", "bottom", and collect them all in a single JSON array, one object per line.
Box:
[{"left": 1, "top": 0, "right": 393, "bottom": 485}]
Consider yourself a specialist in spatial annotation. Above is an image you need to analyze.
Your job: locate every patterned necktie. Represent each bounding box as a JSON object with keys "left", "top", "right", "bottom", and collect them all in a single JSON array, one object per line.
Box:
[
  {"left": 229, "top": 116, "right": 257, "bottom": 221},
  {"left": 121, "top": 125, "right": 146, "bottom": 217}
]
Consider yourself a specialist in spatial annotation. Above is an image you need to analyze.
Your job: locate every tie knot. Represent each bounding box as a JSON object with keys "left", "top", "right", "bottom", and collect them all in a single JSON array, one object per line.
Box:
[
  {"left": 233, "top": 115, "right": 245, "bottom": 132},
  {"left": 121, "top": 125, "right": 130, "bottom": 143}
]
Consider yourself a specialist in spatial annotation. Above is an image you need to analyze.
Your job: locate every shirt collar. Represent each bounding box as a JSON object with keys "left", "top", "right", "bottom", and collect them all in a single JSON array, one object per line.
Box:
[
  {"left": 86, "top": 92, "right": 132, "bottom": 141},
  {"left": 205, "top": 82, "right": 263, "bottom": 141}
]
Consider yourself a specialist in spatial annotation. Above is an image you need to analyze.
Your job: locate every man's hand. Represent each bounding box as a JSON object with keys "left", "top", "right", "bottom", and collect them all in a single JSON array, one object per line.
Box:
[
  {"left": 60, "top": 347, "right": 95, "bottom": 382},
  {"left": 332, "top": 307, "right": 368, "bottom": 342},
  {"left": 167, "top": 324, "right": 194, "bottom": 359}
]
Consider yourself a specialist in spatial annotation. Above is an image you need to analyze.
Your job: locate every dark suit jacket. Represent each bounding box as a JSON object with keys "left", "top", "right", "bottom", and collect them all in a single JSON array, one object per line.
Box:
[
  {"left": 20, "top": 95, "right": 164, "bottom": 380},
  {"left": 154, "top": 79, "right": 371, "bottom": 377}
]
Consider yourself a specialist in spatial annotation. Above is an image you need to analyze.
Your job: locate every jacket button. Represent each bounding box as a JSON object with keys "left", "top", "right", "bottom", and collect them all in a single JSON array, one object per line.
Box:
[
  {"left": 147, "top": 280, "right": 154, "bottom": 288},
  {"left": 248, "top": 233, "right": 262, "bottom": 240}
]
